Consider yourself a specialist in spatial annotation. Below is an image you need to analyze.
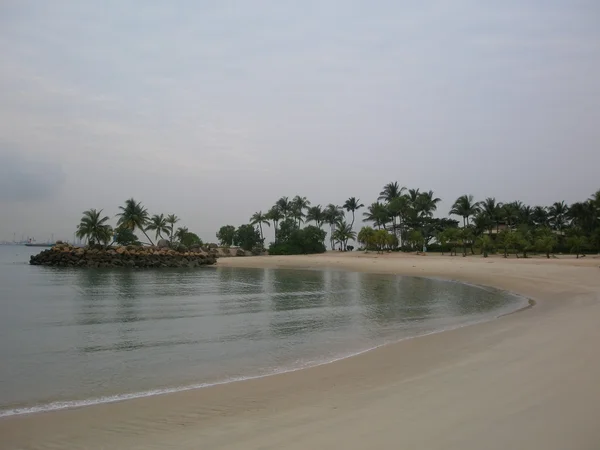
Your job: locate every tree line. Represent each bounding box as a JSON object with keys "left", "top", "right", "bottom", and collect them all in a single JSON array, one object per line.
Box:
[
  {"left": 217, "top": 185, "right": 599, "bottom": 257},
  {"left": 75, "top": 198, "right": 202, "bottom": 248}
]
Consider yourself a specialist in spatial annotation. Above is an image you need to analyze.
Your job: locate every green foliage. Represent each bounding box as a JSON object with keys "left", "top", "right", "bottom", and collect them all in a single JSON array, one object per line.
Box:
[
  {"left": 306, "top": 205, "right": 325, "bottom": 228},
  {"left": 116, "top": 198, "right": 154, "bottom": 245},
  {"left": 496, "top": 229, "right": 515, "bottom": 258},
  {"left": 268, "top": 224, "right": 327, "bottom": 255},
  {"left": 535, "top": 229, "right": 557, "bottom": 258},
  {"left": 438, "top": 227, "right": 460, "bottom": 255},
  {"left": 408, "top": 230, "right": 424, "bottom": 250},
  {"left": 449, "top": 195, "right": 481, "bottom": 227},
  {"left": 591, "top": 228, "right": 600, "bottom": 253},
  {"left": 332, "top": 220, "right": 356, "bottom": 251},
  {"left": 372, "top": 229, "right": 391, "bottom": 253},
  {"left": 113, "top": 227, "right": 140, "bottom": 246},
  {"left": 233, "top": 224, "right": 262, "bottom": 251},
  {"left": 146, "top": 213, "right": 170, "bottom": 240},
  {"left": 76, "top": 209, "right": 113, "bottom": 246},
  {"left": 357, "top": 226, "right": 376, "bottom": 250},
  {"left": 475, "top": 235, "right": 494, "bottom": 257},
  {"left": 343, "top": 197, "right": 364, "bottom": 227},
  {"left": 514, "top": 225, "right": 534, "bottom": 258},
  {"left": 250, "top": 211, "right": 270, "bottom": 245},
  {"left": 323, "top": 204, "right": 344, "bottom": 249},
  {"left": 179, "top": 231, "right": 203, "bottom": 248},
  {"left": 567, "top": 234, "right": 588, "bottom": 258},
  {"left": 362, "top": 202, "right": 389, "bottom": 229},
  {"left": 290, "top": 195, "right": 310, "bottom": 226},
  {"left": 216, "top": 225, "right": 236, "bottom": 246},
  {"left": 250, "top": 187, "right": 600, "bottom": 258},
  {"left": 165, "top": 214, "right": 179, "bottom": 244},
  {"left": 458, "top": 227, "right": 474, "bottom": 256}
]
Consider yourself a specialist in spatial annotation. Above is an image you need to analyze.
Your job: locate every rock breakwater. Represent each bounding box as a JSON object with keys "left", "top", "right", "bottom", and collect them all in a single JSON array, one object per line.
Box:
[{"left": 29, "top": 243, "right": 218, "bottom": 268}]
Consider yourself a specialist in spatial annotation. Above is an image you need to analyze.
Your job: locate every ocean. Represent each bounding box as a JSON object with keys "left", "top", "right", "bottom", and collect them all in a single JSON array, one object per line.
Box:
[{"left": 0, "top": 245, "right": 525, "bottom": 416}]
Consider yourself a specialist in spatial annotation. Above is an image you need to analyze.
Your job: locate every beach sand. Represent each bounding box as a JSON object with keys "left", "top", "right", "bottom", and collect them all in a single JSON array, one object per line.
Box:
[{"left": 2, "top": 252, "right": 600, "bottom": 449}]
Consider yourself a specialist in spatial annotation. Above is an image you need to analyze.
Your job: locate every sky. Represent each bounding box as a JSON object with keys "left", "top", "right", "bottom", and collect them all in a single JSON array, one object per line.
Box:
[{"left": 1, "top": 0, "right": 599, "bottom": 243}]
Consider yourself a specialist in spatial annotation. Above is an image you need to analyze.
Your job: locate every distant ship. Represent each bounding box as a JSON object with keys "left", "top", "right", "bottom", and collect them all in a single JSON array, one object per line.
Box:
[{"left": 24, "top": 238, "right": 55, "bottom": 248}]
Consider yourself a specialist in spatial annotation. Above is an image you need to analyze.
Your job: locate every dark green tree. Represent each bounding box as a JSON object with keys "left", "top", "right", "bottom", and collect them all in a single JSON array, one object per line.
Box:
[
  {"left": 116, "top": 198, "right": 154, "bottom": 245},
  {"left": 113, "top": 227, "right": 140, "bottom": 246},
  {"left": 450, "top": 195, "right": 480, "bottom": 228},
  {"left": 250, "top": 211, "right": 270, "bottom": 244},
  {"left": 343, "top": 197, "right": 364, "bottom": 228},
  {"left": 233, "top": 224, "right": 262, "bottom": 251},
  {"left": 75, "top": 209, "right": 113, "bottom": 246},
  {"left": 216, "top": 225, "right": 236, "bottom": 246},
  {"left": 146, "top": 213, "right": 170, "bottom": 240}
]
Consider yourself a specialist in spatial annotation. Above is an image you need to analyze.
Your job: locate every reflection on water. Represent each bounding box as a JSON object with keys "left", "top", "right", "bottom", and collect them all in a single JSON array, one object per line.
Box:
[{"left": 0, "top": 253, "right": 524, "bottom": 412}]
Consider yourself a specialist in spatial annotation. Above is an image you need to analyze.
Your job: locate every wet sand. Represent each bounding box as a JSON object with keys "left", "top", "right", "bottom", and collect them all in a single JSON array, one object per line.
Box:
[{"left": 2, "top": 252, "right": 600, "bottom": 450}]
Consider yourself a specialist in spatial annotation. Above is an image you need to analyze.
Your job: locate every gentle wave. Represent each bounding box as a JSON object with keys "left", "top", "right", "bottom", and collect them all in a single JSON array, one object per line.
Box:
[{"left": 0, "top": 301, "right": 527, "bottom": 419}]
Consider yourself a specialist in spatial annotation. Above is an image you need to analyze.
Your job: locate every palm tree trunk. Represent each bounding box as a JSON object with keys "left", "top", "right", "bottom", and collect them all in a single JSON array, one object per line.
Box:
[
  {"left": 258, "top": 223, "right": 264, "bottom": 246},
  {"left": 141, "top": 229, "right": 155, "bottom": 246},
  {"left": 350, "top": 211, "right": 355, "bottom": 229}
]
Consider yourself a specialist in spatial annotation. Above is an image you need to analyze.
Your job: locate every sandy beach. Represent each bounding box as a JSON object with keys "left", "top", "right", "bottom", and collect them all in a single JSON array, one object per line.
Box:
[{"left": 2, "top": 252, "right": 600, "bottom": 450}]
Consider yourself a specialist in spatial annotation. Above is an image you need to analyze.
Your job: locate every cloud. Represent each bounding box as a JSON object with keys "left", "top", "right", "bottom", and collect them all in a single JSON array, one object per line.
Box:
[
  {"left": 0, "top": 0, "right": 599, "bottom": 240},
  {"left": 0, "top": 145, "right": 66, "bottom": 202}
]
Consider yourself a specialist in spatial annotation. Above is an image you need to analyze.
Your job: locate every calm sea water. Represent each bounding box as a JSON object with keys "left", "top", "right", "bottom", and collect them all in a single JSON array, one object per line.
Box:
[{"left": 0, "top": 245, "right": 525, "bottom": 416}]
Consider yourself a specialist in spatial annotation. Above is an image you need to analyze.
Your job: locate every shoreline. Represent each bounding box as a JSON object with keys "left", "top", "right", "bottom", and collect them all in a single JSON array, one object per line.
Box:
[
  {"left": 0, "top": 275, "right": 528, "bottom": 419},
  {"left": 2, "top": 252, "right": 600, "bottom": 449}
]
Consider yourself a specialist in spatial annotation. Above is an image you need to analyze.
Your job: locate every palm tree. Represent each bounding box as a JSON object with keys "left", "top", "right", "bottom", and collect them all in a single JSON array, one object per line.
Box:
[
  {"left": 519, "top": 205, "right": 534, "bottom": 226},
  {"left": 75, "top": 209, "right": 113, "bottom": 246},
  {"left": 146, "top": 213, "right": 170, "bottom": 240},
  {"left": 532, "top": 206, "right": 549, "bottom": 227},
  {"left": 473, "top": 213, "right": 493, "bottom": 251},
  {"left": 343, "top": 197, "right": 364, "bottom": 228},
  {"left": 481, "top": 197, "right": 502, "bottom": 233},
  {"left": 378, "top": 181, "right": 405, "bottom": 203},
  {"left": 291, "top": 195, "right": 310, "bottom": 227},
  {"left": 357, "top": 226, "right": 376, "bottom": 251},
  {"left": 267, "top": 206, "right": 284, "bottom": 242},
  {"left": 414, "top": 190, "right": 440, "bottom": 218},
  {"left": 250, "top": 211, "right": 270, "bottom": 243},
  {"left": 548, "top": 201, "right": 569, "bottom": 233},
  {"left": 406, "top": 188, "right": 421, "bottom": 206},
  {"left": 501, "top": 202, "right": 520, "bottom": 228},
  {"left": 174, "top": 226, "right": 189, "bottom": 243},
  {"left": 387, "top": 195, "right": 410, "bottom": 246},
  {"left": 568, "top": 201, "right": 596, "bottom": 233},
  {"left": 378, "top": 182, "right": 406, "bottom": 240},
  {"left": 165, "top": 214, "right": 179, "bottom": 244},
  {"left": 324, "top": 204, "right": 344, "bottom": 250},
  {"left": 589, "top": 190, "right": 600, "bottom": 210},
  {"left": 306, "top": 205, "right": 325, "bottom": 228},
  {"left": 275, "top": 197, "right": 292, "bottom": 218},
  {"left": 333, "top": 220, "right": 356, "bottom": 251},
  {"left": 449, "top": 195, "right": 480, "bottom": 228},
  {"left": 363, "top": 202, "right": 389, "bottom": 229},
  {"left": 116, "top": 198, "right": 154, "bottom": 245}
]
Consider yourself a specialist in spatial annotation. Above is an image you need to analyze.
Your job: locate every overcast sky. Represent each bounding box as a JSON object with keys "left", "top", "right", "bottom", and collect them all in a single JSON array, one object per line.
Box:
[{"left": 1, "top": 0, "right": 599, "bottom": 243}]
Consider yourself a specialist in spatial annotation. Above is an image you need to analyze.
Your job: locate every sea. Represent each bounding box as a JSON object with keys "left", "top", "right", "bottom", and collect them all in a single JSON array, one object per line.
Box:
[{"left": 0, "top": 245, "right": 525, "bottom": 417}]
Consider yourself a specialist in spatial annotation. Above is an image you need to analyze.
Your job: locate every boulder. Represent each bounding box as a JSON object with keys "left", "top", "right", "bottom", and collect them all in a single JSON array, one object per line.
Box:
[{"left": 157, "top": 239, "right": 170, "bottom": 249}]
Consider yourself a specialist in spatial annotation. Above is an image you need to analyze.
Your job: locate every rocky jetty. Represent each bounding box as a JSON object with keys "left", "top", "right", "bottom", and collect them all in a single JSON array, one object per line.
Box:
[{"left": 29, "top": 243, "right": 217, "bottom": 268}]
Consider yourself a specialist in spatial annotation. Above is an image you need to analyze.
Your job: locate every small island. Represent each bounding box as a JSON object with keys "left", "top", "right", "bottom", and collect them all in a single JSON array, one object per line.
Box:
[{"left": 29, "top": 198, "right": 262, "bottom": 269}]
